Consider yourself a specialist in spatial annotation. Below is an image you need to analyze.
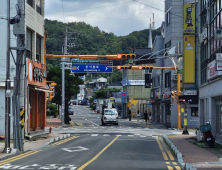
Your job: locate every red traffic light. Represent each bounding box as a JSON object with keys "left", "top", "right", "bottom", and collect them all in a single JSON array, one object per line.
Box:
[
  {"left": 117, "top": 54, "right": 122, "bottom": 59},
  {"left": 117, "top": 66, "right": 121, "bottom": 70},
  {"left": 139, "top": 66, "right": 143, "bottom": 70}
]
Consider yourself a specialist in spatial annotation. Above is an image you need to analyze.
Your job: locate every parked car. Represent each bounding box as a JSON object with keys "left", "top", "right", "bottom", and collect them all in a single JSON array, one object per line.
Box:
[
  {"left": 101, "top": 108, "right": 118, "bottom": 126},
  {"left": 68, "top": 107, "right": 74, "bottom": 115}
]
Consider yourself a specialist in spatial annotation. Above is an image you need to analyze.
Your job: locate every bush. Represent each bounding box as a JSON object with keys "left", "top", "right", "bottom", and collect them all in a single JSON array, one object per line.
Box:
[{"left": 47, "top": 102, "right": 58, "bottom": 117}]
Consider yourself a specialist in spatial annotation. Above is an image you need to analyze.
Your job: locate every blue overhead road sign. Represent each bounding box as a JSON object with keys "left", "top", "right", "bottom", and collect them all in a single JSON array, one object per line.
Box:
[{"left": 72, "top": 64, "right": 113, "bottom": 73}]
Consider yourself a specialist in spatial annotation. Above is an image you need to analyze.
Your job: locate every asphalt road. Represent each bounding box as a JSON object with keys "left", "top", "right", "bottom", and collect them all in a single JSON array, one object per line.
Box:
[{"left": 0, "top": 105, "right": 183, "bottom": 170}]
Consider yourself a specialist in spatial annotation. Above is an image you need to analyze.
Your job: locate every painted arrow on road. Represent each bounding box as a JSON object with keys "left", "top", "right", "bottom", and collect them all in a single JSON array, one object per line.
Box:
[{"left": 62, "top": 146, "right": 89, "bottom": 152}]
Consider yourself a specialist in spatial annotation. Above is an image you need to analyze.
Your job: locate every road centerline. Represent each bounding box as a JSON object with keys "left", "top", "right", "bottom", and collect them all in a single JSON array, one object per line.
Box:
[{"left": 77, "top": 136, "right": 119, "bottom": 170}]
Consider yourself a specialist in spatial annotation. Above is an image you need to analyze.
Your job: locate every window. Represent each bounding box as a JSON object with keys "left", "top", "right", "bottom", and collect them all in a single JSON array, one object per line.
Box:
[
  {"left": 200, "top": 42, "right": 208, "bottom": 85},
  {"left": 165, "top": 72, "right": 171, "bottom": 88},
  {"left": 157, "top": 76, "right": 160, "bottom": 86},
  {"left": 166, "top": 11, "right": 170, "bottom": 26},
  {"left": 26, "top": 29, "right": 32, "bottom": 59},
  {"left": 153, "top": 77, "right": 156, "bottom": 87},
  {"left": 191, "top": 107, "right": 199, "bottom": 117},
  {"left": 36, "top": 34, "right": 41, "bottom": 63},
  {"left": 27, "top": 0, "right": 33, "bottom": 7},
  {"left": 36, "top": 0, "right": 41, "bottom": 14}
]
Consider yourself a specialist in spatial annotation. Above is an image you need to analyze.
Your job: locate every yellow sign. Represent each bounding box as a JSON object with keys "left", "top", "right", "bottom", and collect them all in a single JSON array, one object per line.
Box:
[
  {"left": 181, "top": 108, "right": 184, "bottom": 113},
  {"left": 131, "top": 98, "right": 138, "bottom": 106},
  {"left": 184, "top": 35, "right": 195, "bottom": 83},
  {"left": 127, "top": 102, "right": 131, "bottom": 107},
  {"left": 110, "top": 97, "right": 115, "bottom": 103},
  {"left": 184, "top": 118, "right": 187, "bottom": 126},
  {"left": 184, "top": 4, "right": 195, "bottom": 33}
]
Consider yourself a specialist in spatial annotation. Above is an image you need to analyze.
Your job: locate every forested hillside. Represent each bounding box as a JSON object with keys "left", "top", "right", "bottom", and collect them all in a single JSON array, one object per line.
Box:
[{"left": 45, "top": 19, "right": 161, "bottom": 82}]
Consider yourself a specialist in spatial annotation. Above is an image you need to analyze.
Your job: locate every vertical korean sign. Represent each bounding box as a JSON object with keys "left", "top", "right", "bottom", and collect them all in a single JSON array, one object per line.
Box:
[
  {"left": 184, "top": 35, "right": 195, "bottom": 83},
  {"left": 184, "top": 4, "right": 195, "bottom": 33}
]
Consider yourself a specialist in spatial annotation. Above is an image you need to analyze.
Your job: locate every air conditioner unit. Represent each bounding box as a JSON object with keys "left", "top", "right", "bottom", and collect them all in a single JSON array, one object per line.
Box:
[
  {"left": 215, "top": 29, "right": 222, "bottom": 40},
  {"left": 173, "top": 74, "right": 182, "bottom": 80}
]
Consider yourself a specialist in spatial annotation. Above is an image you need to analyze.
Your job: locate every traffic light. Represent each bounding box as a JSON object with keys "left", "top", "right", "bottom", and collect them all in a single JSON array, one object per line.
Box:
[
  {"left": 117, "top": 54, "right": 136, "bottom": 60},
  {"left": 171, "top": 90, "right": 177, "bottom": 103},
  {"left": 48, "top": 82, "right": 57, "bottom": 101},
  {"left": 117, "top": 66, "right": 132, "bottom": 70},
  {"left": 138, "top": 66, "right": 153, "bottom": 70}
]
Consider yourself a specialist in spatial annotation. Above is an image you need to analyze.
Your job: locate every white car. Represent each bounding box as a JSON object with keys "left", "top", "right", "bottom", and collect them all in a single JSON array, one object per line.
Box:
[{"left": 101, "top": 108, "right": 118, "bottom": 126}]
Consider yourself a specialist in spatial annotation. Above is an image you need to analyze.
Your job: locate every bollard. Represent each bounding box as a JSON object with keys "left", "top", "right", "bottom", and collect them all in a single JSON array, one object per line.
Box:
[{"left": 49, "top": 127, "right": 52, "bottom": 133}]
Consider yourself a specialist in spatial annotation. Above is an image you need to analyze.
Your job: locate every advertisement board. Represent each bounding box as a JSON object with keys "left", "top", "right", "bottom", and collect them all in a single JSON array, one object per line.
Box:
[
  {"left": 184, "top": 4, "right": 196, "bottom": 33},
  {"left": 208, "top": 60, "right": 222, "bottom": 79},
  {"left": 184, "top": 35, "right": 195, "bottom": 83}
]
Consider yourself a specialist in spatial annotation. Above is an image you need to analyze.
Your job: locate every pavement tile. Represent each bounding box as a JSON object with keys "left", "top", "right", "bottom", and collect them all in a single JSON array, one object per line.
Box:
[{"left": 169, "top": 134, "right": 222, "bottom": 169}]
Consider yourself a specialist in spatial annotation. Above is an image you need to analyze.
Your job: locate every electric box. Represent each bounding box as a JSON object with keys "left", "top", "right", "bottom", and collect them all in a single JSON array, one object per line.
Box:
[{"left": 13, "top": 18, "right": 25, "bottom": 35}]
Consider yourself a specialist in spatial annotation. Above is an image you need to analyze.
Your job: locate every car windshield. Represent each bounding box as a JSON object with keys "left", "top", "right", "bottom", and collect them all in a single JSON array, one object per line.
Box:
[{"left": 104, "top": 110, "right": 115, "bottom": 115}]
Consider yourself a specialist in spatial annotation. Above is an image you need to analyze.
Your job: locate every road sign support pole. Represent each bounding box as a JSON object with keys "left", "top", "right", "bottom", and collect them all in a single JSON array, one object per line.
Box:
[
  {"left": 182, "top": 103, "right": 189, "bottom": 135},
  {"left": 177, "top": 74, "right": 181, "bottom": 129}
]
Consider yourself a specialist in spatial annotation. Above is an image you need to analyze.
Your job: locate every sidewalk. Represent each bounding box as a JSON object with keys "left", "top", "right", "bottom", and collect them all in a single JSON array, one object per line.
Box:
[
  {"left": 46, "top": 117, "right": 62, "bottom": 128},
  {"left": 168, "top": 134, "right": 222, "bottom": 170}
]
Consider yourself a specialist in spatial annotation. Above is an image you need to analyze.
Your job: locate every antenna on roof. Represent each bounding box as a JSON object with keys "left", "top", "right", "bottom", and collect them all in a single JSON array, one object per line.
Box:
[{"left": 152, "top": 13, "right": 155, "bottom": 29}]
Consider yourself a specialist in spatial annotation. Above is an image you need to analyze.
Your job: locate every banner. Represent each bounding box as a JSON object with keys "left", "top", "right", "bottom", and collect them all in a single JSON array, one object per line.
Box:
[
  {"left": 184, "top": 35, "right": 195, "bottom": 83},
  {"left": 184, "top": 4, "right": 195, "bottom": 33}
]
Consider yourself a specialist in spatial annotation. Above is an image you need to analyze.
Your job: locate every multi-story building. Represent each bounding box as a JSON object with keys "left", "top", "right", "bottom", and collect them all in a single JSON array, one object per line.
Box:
[
  {"left": 151, "top": 0, "right": 199, "bottom": 129},
  {"left": 0, "top": 0, "right": 47, "bottom": 138},
  {"left": 198, "top": 0, "right": 222, "bottom": 142}
]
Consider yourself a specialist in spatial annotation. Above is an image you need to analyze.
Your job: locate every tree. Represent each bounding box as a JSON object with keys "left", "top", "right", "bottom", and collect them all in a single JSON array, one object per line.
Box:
[{"left": 47, "top": 65, "right": 85, "bottom": 124}]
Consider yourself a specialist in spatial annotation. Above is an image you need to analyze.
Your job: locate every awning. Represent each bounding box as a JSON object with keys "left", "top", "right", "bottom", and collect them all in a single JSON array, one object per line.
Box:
[{"left": 29, "top": 85, "right": 53, "bottom": 93}]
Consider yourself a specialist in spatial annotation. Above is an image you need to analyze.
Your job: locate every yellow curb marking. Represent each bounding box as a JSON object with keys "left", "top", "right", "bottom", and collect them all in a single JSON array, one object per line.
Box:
[
  {"left": 69, "top": 121, "right": 76, "bottom": 127},
  {"left": 175, "top": 166, "right": 181, "bottom": 170},
  {"left": 159, "top": 137, "right": 174, "bottom": 161},
  {"left": 0, "top": 150, "right": 41, "bottom": 165},
  {"left": 51, "top": 136, "right": 79, "bottom": 146},
  {"left": 76, "top": 123, "right": 83, "bottom": 126},
  {"left": 173, "top": 162, "right": 177, "bottom": 165},
  {"left": 166, "top": 162, "right": 170, "bottom": 164},
  {"left": 167, "top": 166, "right": 173, "bottom": 170},
  {"left": 156, "top": 137, "right": 168, "bottom": 160},
  {"left": 77, "top": 136, "right": 119, "bottom": 170}
]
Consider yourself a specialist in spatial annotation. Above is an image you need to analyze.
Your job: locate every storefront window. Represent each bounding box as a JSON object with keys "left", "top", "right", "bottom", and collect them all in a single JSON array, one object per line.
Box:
[{"left": 191, "top": 107, "right": 199, "bottom": 117}]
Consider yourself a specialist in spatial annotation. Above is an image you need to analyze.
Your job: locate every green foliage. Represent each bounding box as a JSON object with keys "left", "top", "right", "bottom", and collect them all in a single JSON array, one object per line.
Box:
[
  {"left": 46, "top": 102, "right": 57, "bottom": 117},
  {"left": 45, "top": 19, "right": 161, "bottom": 82},
  {"left": 94, "top": 88, "right": 121, "bottom": 99}
]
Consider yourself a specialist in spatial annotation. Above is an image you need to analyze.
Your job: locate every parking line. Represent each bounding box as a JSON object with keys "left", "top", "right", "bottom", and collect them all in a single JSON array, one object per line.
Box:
[
  {"left": 167, "top": 166, "right": 173, "bottom": 170},
  {"left": 77, "top": 136, "right": 119, "bottom": 170}
]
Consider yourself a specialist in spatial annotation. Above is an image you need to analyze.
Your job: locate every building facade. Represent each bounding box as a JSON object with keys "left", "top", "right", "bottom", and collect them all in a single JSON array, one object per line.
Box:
[
  {"left": 0, "top": 0, "right": 46, "bottom": 137},
  {"left": 198, "top": 0, "right": 222, "bottom": 142}
]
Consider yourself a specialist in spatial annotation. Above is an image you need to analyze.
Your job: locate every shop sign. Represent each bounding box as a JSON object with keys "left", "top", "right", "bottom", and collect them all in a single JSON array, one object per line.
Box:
[
  {"left": 163, "top": 93, "right": 171, "bottom": 99},
  {"left": 216, "top": 62, "right": 222, "bottom": 71},
  {"left": 184, "top": 0, "right": 198, "bottom": 4},
  {"left": 155, "top": 90, "right": 160, "bottom": 99},
  {"left": 110, "top": 97, "right": 115, "bottom": 103},
  {"left": 184, "top": 90, "right": 197, "bottom": 95},
  {"left": 27, "top": 59, "right": 46, "bottom": 86},
  {"left": 207, "top": 60, "right": 222, "bottom": 80},
  {"left": 216, "top": 53, "right": 222, "bottom": 61},
  {"left": 184, "top": 4, "right": 195, "bottom": 33}
]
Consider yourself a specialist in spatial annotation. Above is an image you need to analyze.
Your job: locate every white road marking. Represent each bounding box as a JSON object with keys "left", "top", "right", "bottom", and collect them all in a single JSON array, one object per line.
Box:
[
  {"left": 103, "top": 134, "right": 110, "bottom": 136},
  {"left": 128, "top": 135, "right": 134, "bottom": 137},
  {"left": 140, "top": 135, "right": 146, "bottom": 137},
  {"left": 91, "top": 134, "right": 98, "bottom": 136},
  {"left": 62, "top": 146, "right": 89, "bottom": 152}
]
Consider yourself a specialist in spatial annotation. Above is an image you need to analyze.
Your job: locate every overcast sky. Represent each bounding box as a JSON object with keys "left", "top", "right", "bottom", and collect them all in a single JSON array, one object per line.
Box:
[{"left": 45, "top": 0, "right": 165, "bottom": 36}]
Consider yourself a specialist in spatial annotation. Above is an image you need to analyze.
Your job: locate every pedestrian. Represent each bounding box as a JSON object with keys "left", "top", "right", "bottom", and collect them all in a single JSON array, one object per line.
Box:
[
  {"left": 144, "top": 110, "right": 148, "bottom": 124},
  {"left": 149, "top": 113, "right": 152, "bottom": 120},
  {"left": 137, "top": 110, "right": 140, "bottom": 121},
  {"left": 128, "top": 109, "right": 131, "bottom": 121}
]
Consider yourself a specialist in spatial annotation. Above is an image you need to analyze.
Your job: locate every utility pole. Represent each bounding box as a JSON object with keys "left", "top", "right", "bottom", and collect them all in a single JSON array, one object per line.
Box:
[
  {"left": 4, "top": 0, "right": 11, "bottom": 153},
  {"left": 61, "top": 28, "right": 68, "bottom": 125},
  {"left": 177, "top": 74, "right": 181, "bottom": 129},
  {"left": 13, "top": 0, "right": 25, "bottom": 152},
  {"left": 182, "top": 102, "right": 189, "bottom": 134}
]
